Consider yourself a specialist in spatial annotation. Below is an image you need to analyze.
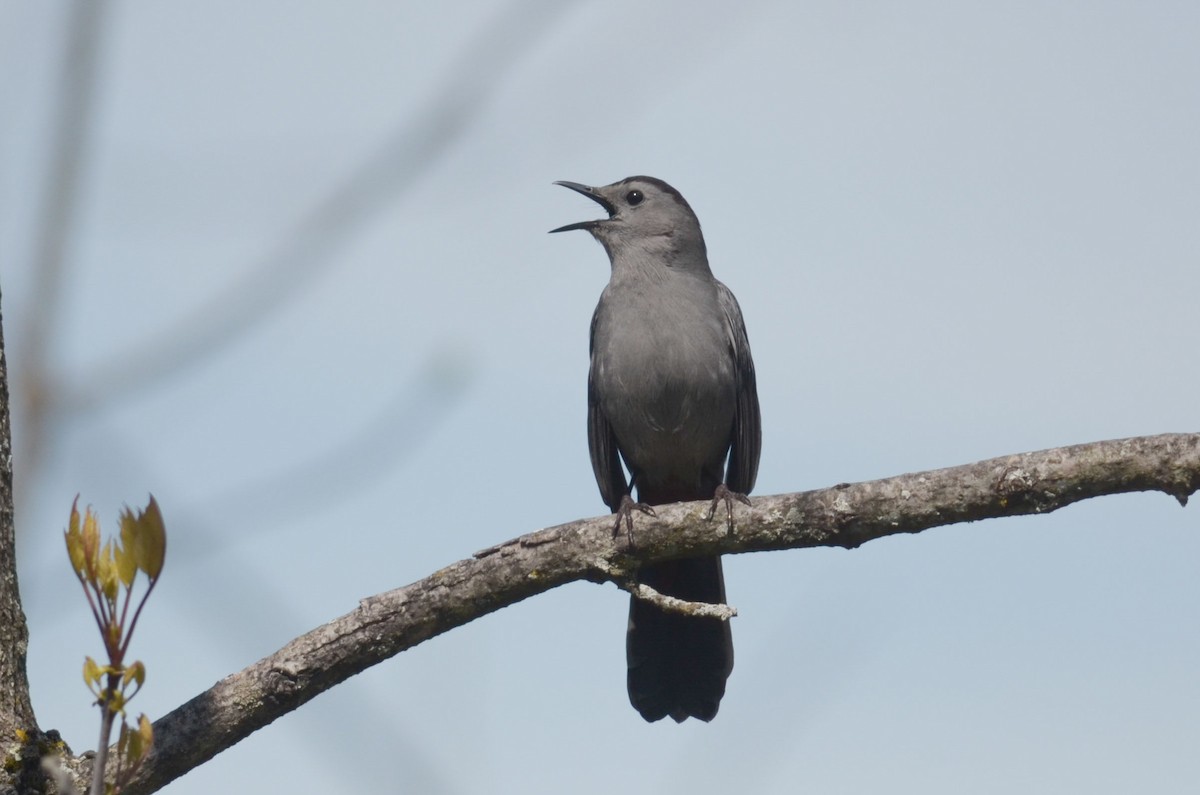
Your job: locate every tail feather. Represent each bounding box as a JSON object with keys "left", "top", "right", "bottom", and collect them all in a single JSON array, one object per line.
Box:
[{"left": 626, "top": 556, "right": 733, "bottom": 722}]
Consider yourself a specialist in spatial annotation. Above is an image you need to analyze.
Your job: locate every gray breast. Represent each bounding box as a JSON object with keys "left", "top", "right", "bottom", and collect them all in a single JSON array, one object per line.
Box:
[{"left": 591, "top": 274, "right": 736, "bottom": 489}]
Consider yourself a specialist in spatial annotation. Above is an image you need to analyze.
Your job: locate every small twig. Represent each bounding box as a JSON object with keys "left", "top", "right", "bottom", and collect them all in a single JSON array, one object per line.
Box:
[
  {"left": 591, "top": 558, "right": 738, "bottom": 619},
  {"left": 616, "top": 580, "right": 737, "bottom": 620},
  {"left": 90, "top": 699, "right": 115, "bottom": 795}
]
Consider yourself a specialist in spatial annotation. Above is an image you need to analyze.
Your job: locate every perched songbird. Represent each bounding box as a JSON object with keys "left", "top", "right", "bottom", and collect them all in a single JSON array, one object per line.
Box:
[{"left": 552, "top": 176, "right": 761, "bottom": 722}]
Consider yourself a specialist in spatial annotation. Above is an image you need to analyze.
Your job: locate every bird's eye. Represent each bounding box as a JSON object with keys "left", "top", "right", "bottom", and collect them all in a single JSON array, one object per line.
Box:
[{"left": 625, "top": 190, "right": 644, "bottom": 206}]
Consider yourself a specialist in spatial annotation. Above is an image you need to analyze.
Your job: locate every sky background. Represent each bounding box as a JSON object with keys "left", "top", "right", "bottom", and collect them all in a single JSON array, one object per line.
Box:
[{"left": 2, "top": 2, "right": 1199, "bottom": 793}]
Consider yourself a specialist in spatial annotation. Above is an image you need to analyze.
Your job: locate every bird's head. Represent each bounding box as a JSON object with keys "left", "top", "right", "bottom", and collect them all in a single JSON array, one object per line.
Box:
[{"left": 551, "top": 176, "right": 709, "bottom": 271}]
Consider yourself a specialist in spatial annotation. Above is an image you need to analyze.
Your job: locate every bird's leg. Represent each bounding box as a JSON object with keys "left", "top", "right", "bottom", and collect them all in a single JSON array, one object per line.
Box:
[
  {"left": 613, "top": 494, "right": 656, "bottom": 545},
  {"left": 706, "top": 483, "right": 752, "bottom": 534}
]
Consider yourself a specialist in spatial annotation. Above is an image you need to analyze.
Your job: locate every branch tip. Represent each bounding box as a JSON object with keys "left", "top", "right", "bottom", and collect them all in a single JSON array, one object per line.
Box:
[{"left": 618, "top": 580, "right": 737, "bottom": 621}]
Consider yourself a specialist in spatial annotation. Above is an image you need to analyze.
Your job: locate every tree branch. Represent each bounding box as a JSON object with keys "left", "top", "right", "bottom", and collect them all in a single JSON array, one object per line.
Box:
[
  {"left": 0, "top": 294, "right": 41, "bottom": 788},
  {"left": 123, "top": 432, "right": 1198, "bottom": 793},
  {"left": 611, "top": 577, "right": 739, "bottom": 620}
]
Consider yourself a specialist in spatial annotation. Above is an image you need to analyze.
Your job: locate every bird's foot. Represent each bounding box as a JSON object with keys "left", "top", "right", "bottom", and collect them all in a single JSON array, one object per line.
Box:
[
  {"left": 613, "top": 494, "right": 656, "bottom": 545},
  {"left": 706, "top": 483, "right": 751, "bottom": 534}
]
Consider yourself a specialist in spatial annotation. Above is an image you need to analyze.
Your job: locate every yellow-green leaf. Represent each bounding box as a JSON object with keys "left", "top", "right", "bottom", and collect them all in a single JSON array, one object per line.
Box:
[
  {"left": 123, "top": 661, "right": 146, "bottom": 688},
  {"left": 125, "top": 723, "right": 142, "bottom": 763},
  {"left": 65, "top": 498, "right": 86, "bottom": 576},
  {"left": 98, "top": 541, "right": 119, "bottom": 603},
  {"left": 118, "top": 506, "right": 138, "bottom": 585},
  {"left": 138, "top": 713, "right": 154, "bottom": 752},
  {"left": 134, "top": 495, "right": 166, "bottom": 580},
  {"left": 83, "top": 656, "right": 102, "bottom": 688},
  {"left": 114, "top": 540, "right": 136, "bottom": 588},
  {"left": 64, "top": 528, "right": 85, "bottom": 579},
  {"left": 82, "top": 507, "right": 101, "bottom": 572},
  {"left": 119, "top": 505, "right": 135, "bottom": 550}
]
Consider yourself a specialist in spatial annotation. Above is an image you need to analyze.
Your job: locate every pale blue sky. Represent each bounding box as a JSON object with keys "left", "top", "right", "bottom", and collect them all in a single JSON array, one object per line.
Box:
[{"left": 2, "top": 2, "right": 1199, "bottom": 793}]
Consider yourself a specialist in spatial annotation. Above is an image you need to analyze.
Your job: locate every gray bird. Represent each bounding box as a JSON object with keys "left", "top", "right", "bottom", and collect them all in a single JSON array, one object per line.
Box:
[{"left": 551, "top": 176, "right": 761, "bottom": 722}]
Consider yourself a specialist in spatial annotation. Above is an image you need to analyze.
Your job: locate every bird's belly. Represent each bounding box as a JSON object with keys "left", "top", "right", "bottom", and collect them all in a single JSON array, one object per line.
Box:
[{"left": 595, "top": 330, "right": 736, "bottom": 497}]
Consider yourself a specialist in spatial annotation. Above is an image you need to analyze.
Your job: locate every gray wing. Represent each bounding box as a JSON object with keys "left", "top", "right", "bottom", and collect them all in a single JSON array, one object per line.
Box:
[
  {"left": 717, "top": 280, "right": 761, "bottom": 494},
  {"left": 588, "top": 308, "right": 629, "bottom": 512}
]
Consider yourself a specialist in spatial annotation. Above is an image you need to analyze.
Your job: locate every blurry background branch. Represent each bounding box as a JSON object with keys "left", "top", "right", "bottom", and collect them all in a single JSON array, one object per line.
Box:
[
  {"left": 18, "top": 0, "right": 109, "bottom": 481},
  {"left": 17, "top": 0, "right": 572, "bottom": 504},
  {"left": 54, "top": 0, "right": 573, "bottom": 417},
  {"left": 11, "top": 2, "right": 569, "bottom": 792}
]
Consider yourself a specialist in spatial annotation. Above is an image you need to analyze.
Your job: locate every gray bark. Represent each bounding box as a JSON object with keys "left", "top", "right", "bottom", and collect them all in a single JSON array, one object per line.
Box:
[{"left": 0, "top": 294, "right": 44, "bottom": 792}]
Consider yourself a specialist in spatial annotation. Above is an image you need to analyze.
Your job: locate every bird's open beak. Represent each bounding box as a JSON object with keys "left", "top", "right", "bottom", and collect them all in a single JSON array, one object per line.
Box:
[{"left": 550, "top": 181, "right": 616, "bottom": 233}]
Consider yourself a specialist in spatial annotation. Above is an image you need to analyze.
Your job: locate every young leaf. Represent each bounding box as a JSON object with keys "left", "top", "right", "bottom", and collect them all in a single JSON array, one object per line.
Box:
[
  {"left": 138, "top": 713, "right": 153, "bottom": 746},
  {"left": 82, "top": 508, "right": 101, "bottom": 572},
  {"left": 64, "top": 527, "right": 85, "bottom": 579},
  {"left": 83, "top": 656, "right": 102, "bottom": 689},
  {"left": 122, "top": 660, "right": 145, "bottom": 690},
  {"left": 134, "top": 496, "right": 166, "bottom": 580},
  {"left": 124, "top": 722, "right": 142, "bottom": 765},
  {"left": 118, "top": 506, "right": 138, "bottom": 586},
  {"left": 65, "top": 498, "right": 87, "bottom": 577},
  {"left": 115, "top": 540, "right": 137, "bottom": 589},
  {"left": 98, "top": 541, "right": 119, "bottom": 603}
]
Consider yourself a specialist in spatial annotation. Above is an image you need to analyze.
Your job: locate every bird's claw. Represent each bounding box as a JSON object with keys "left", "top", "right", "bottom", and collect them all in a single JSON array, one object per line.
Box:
[
  {"left": 613, "top": 494, "right": 656, "bottom": 545},
  {"left": 706, "top": 483, "right": 751, "bottom": 534}
]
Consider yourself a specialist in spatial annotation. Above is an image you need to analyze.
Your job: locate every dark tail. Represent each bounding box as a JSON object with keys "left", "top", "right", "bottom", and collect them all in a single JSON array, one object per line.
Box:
[{"left": 626, "top": 555, "right": 733, "bottom": 722}]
